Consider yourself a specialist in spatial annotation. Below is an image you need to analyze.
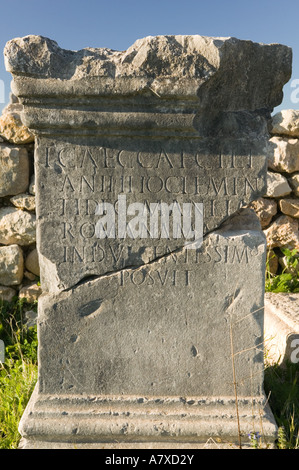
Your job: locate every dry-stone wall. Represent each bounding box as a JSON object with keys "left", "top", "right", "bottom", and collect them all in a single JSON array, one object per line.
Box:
[
  {"left": 1, "top": 102, "right": 299, "bottom": 301},
  {"left": 0, "top": 93, "right": 41, "bottom": 303},
  {"left": 249, "top": 109, "right": 299, "bottom": 275}
]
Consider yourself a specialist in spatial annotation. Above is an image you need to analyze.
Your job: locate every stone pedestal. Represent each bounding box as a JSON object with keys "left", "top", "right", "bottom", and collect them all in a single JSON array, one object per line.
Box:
[
  {"left": 265, "top": 292, "right": 299, "bottom": 365},
  {"left": 4, "top": 34, "right": 292, "bottom": 448}
]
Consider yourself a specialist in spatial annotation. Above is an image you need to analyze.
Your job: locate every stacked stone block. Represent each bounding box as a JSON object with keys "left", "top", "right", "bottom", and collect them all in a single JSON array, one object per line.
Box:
[
  {"left": 249, "top": 109, "right": 299, "bottom": 275},
  {"left": 0, "top": 94, "right": 41, "bottom": 302}
]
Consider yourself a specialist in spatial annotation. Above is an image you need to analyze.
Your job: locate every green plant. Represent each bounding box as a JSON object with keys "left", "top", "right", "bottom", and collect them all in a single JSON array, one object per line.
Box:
[
  {"left": 264, "top": 360, "right": 299, "bottom": 449},
  {"left": 266, "top": 248, "right": 299, "bottom": 293},
  {"left": 0, "top": 359, "right": 37, "bottom": 449},
  {"left": 0, "top": 298, "right": 38, "bottom": 449},
  {"left": 264, "top": 248, "right": 299, "bottom": 448},
  {"left": 247, "top": 431, "right": 262, "bottom": 449}
]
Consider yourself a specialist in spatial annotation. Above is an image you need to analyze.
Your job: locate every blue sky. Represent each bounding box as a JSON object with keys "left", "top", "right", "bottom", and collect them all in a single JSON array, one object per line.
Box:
[{"left": 0, "top": 0, "right": 298, "bottom": 114}]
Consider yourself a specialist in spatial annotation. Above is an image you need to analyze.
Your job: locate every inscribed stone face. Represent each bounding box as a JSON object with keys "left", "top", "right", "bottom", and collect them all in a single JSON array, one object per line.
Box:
[{"left": 36, "top": 137, "right": 267, "bottom": 291}]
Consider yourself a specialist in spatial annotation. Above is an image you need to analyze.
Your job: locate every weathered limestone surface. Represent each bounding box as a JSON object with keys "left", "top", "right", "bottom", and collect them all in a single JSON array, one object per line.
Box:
[
  {"left": 25, "top": 248, "right": 40, "bottom": 276},
  {"left": 264, "top": 171, "right": 292, "bottom": 198},
  {"left": 271, "top": 109, "right": 299, "bottom": 137},
  {"left": 5, "top": 34, "right": 291, "bottom": 448},
  {"left": 0, "top": 244, "right": 24, "bottom": 286},
  {"left": 0, "top": 207, "right": 36, "bottom": 246},
  {"left": 20, "top": 212, "right": 277, "bottom": 447},
  {"left": 36, "top": 212, "right": 265, "bottom": 397},
  {"left": 28, "top": 174, "right": 35, "bottom": 195},
  {"left": 288, "top": 173, "right": 299, "bottom": 196},
  {"left": 268, "top": 136, "right": 299, "bottom": 173},
  {"left": 279, "top": 198, "right": 299, "bottom": 218},
  {"left": 264, "top": 215, "right": 299, "bottom": 250},
  {"left": 264, "top": 292, "right": 299, "bottom": 365},
  {"left": 19, "top": 282, "right": 42, "bottom": 302},
  {"left": 0, "top": 285, "right": 16, "bottom": 302},
  {"left": 10, "top": 193, "right": 36, "bottom": 211},
  {"left": 0, "top": 100, "right": 34, "bottom": 144},
  {"left": 249, "top": 197, "right": 277, "bottom": 228},
  {"left": 267, "top": 250, "right": 279, "bottom": 276},
  {"left": 0, "top": 144, "right": 29, "bottom": 196}
]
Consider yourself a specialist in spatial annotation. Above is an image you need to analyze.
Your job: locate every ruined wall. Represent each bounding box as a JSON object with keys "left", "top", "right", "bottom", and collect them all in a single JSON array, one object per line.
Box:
[
  {"left": 249, "top": 109, "right": 299, "bottom": 275},
  {"left": 0, "top": 94, "right": 41, "bottom": 303}
]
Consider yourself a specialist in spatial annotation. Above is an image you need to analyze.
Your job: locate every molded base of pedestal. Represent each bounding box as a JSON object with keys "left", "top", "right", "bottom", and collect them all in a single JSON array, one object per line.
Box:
[{"left": 18, "top": 385, "right": 277, "bottom": 449}]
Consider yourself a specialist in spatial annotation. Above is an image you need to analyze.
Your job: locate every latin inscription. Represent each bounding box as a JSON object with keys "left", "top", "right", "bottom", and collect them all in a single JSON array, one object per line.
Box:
[
  {"left": 45, "top": 146, "right": 256, "bottom": 171},
  {"left": 58, "top": 174, "right": 261, "bottom": 196},
  {"left": 37, "top": 142, "right": 266, "bottom": 284},
  {"left": 44, "top": 146, "right": 264, "bottom": 199},
  {"left": 61, "top": 243, "right": 258, "bottom": 267}
]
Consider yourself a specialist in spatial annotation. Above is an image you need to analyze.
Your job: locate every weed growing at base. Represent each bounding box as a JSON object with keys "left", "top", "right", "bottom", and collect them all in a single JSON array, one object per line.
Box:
[
  {"left": 264, "top": 359, "right": 299, "bottom": 449},
  {"left": 266, "top": 248, "right": 299, "bottom": 293},
  {"left": 264, "top": 248, "right": 299, "bottom": 448},
  {"left": 0, "top": 297, "right": 38, "bottom": 449}
]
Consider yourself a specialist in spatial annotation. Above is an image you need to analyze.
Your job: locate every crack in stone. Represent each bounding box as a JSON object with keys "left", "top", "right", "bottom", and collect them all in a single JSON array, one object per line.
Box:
[
  {"left": 63, "top": 241, "right": 189, "bottom": 293},
  {"left": 61, "top": 207, "right": 258, "bottom": 294}
]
